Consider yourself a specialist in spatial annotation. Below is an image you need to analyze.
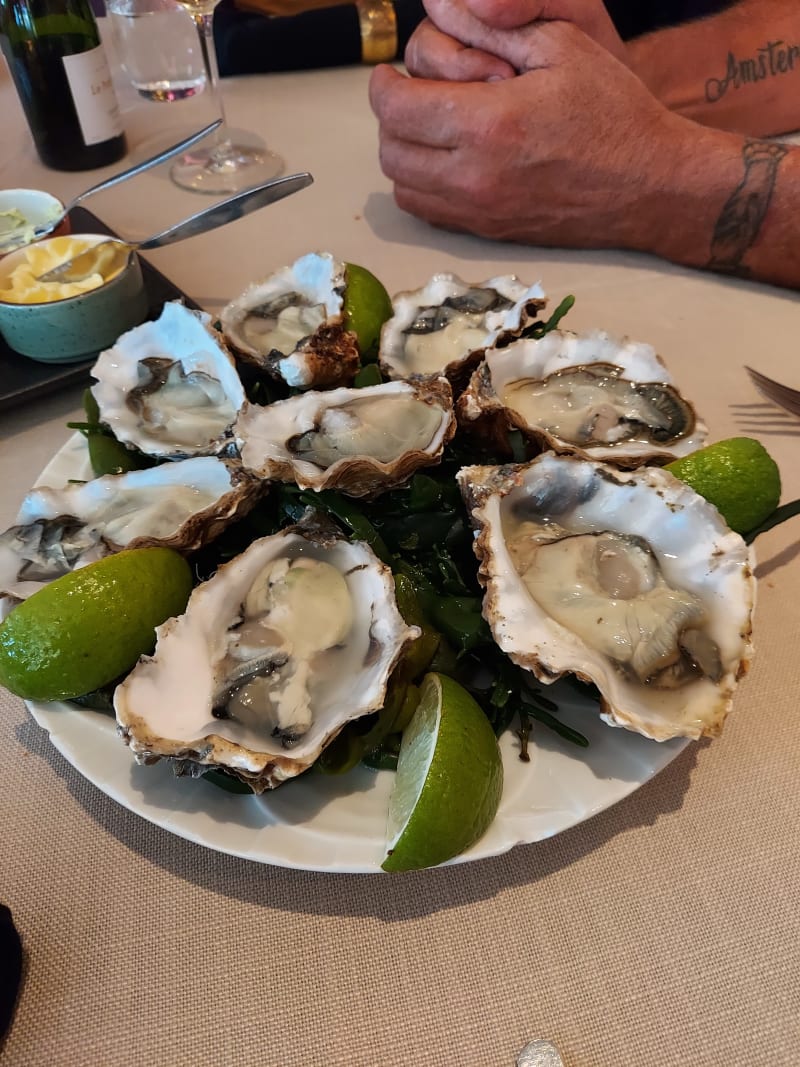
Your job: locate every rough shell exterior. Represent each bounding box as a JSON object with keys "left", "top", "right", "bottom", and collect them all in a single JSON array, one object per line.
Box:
[
  {"left": 219, "top": 251, "right": 360, "bottom": 390},
  {"left": 91, "top": 301, "right": 246, "bottom": 460},
  {"left": 234, "top": 376, "right": 456, "bottom": 498},
  {"left": 0, "top": 457, "right": 262, "bottom": 601},
  {"left": 379, "top": 273, "right": 547, "bottom": 389},
  {"left": 114, "top": 518, "right": 420, "bottom": 791},
  {"left": 457, "top": 329, "right": 708, "bottom": 466},
  {"left": 457, "top": 453, "right": 755, "bottom": 742}
]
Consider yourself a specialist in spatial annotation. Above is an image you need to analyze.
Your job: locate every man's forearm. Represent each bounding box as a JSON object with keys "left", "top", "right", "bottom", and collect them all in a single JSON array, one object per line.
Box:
[
  {"left": 628, "top": 0, "right": 800, "bottom": 136},
  {"left": 631, "top": 118, "right": 800, "bottom": 288}
]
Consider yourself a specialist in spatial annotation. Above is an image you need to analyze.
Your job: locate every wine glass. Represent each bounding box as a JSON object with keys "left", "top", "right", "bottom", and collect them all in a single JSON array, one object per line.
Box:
[{"left": 170, "top": 0, "right": 283, "bottom": 194}]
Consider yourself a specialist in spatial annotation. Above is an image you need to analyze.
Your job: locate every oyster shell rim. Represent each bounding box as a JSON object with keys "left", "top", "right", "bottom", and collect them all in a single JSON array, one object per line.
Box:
[
  {"left": 114, "top": 515, "right": 421, "bottom": 792},
  {"left": 378, "top": 272, "right": 548, "bottom": 388},
  {"left": 219, "top": 251, "right": 361, "bottom": 390},
  {"left": 0, "top": 456, "right": 264, "bottom": 601},
  {"left": 90, "top": 300, "right": 246, "bottom": 461},
  {"left": 457, "top": 328, "right": 709, "bottom": 468},
  {"left": 235, "top": 375, "right": 457, "bottom": 499},
  {"left": 457, "top": 453, "right": 756, "bottom": 742}
]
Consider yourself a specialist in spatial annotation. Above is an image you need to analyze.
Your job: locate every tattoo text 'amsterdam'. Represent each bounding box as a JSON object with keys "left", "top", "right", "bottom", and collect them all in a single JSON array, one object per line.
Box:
[{"left": 706, "top": 40, "right": 800, "bottom": 103}]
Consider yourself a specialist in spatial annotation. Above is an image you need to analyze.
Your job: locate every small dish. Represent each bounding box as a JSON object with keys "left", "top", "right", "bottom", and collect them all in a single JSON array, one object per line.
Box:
[
  {"left": 0, "top": 233, "right": 149, "bottom": 364},
  {"left": 0, "top": 189, "right": 70, "bottom": 255}
]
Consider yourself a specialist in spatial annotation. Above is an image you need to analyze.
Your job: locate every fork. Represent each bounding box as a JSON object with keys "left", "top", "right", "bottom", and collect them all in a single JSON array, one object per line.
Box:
[{"left": 745, "top": 366, "right": 800, "bottom": 417}]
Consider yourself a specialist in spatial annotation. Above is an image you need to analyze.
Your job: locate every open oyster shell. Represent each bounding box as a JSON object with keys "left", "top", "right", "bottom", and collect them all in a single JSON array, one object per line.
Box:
[
  {"left": 458, "top": 329, "right": 707, "bottom": 466},
  {"left": 458, "top": 453, "right": 755, "bottom": 741},
  {"left": 220, "top": 251, "right": 360, "bottom": 390},
  {"left": 0, "top": 457, "right": 261, "bottom": 600},
  {"left": 235, "top": 377, "right": 455, "bottom": 497},
  {"left": 115, "top": 516, "right": 420, "bottom": 791},
  {"left": 91, "top": 301, "right": 246, "bottom": 460},
  {"left": 379, "top": 273, "right": 547, "bottom": 388}
]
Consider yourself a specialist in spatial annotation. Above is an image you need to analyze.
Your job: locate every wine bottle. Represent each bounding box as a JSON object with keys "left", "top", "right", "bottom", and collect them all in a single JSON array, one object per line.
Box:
[{"left": 0, "top": 0, "right": 127, "bottom": 171}]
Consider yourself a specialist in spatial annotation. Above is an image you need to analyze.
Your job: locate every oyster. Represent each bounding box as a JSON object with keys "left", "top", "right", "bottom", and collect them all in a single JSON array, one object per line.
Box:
[
  {"left": 115, "top": 516, "right": 419, "bottom": 791},
  {"left": 458, "top": 453, "right": 755, "bottom": 741},
  {"left": 220, "top": 252, "right": 360, "bottom": 390},
  {"left": 0, "top": 457, "right": 261, "bottom": 600},
  {"left": 379, "top": 273, "right": 546, "bottom": 386},
  {"left": 235, "top": 377, "right": 455, "bottom": 497},
  {"left": 458, "top": 329, "right": 707, "bottom": 465},
  {"left": 91, "top": 301, "right": 245, "bottom": 459}
]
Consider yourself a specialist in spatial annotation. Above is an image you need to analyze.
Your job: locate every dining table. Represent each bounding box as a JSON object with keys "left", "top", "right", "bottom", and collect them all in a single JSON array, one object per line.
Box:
[{"left": 1, "top": 27, "right": 800, "bottom": 1067}]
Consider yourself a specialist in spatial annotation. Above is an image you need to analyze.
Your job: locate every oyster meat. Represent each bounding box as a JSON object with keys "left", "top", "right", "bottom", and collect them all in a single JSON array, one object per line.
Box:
[
  {"left": 0, "top": 457, "right": 261, "bottom": 600},
  {"left": 91, "top": 301, "right": 245, "bottom": 460},
  {"left": 458, "top": 453, "right": 755, "bottom": 741},
  {"left": 220, "top": 252, "right": 360, "bottom": 389},
  {"left": 115, "top": 517, "right": 419, "bottom": 791},
  {"left": 458, "top": 329, "right": 707, "bottom": 465},
  {"left": 235, "top": 377, "right": 455, "bottom": 497},
  {"left": 380, "top": 273, "right": 547, "bottom": 386}
]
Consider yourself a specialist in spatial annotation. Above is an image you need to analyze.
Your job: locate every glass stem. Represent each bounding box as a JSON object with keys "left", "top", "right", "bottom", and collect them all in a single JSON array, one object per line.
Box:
[{"left": 192, "top": 10, "right": 231, "bottom": 160}]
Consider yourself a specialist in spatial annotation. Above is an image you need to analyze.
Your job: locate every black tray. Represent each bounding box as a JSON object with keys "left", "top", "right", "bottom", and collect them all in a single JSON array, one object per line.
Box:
[{"left": 0, "top": 206, "right": 201, "bottom": 413}]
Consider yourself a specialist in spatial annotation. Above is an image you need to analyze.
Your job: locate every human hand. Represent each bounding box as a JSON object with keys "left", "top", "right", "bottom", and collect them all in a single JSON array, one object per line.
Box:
[
  {"left": 423, "top": 0, "right": 629, "bottom": 64},
  {"left": 404, "top": 18, "right": 516, "bottom": 82},
  {"left": 404, "top": 0, "right": 627, "bottom": 86},
  {"left": 371, "top": 20, "right": 691, "bottom": 251}
]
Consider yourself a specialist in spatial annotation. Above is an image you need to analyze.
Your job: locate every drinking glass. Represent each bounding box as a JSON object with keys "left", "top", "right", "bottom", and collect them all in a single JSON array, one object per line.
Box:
[
  {"left": 169, "top": 0, "right": 284, "bottom": 194},
  {"left": 106, "top": 0, "right": 206, "bottom": 103}
]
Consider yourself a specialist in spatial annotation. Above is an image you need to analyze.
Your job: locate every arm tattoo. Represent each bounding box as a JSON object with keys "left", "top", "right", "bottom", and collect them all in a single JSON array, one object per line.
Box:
[
  {"left": 705, "top": 42, "right": 800, "bottom": 105},
  {"left": 708, "top": 140, "right": 788, "bottom": 275}
]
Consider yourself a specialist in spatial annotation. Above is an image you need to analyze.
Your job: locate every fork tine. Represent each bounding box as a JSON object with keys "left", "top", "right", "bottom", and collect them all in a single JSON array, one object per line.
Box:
[{"left": 744, "top": 366, "right": 800, "bottom": 417}]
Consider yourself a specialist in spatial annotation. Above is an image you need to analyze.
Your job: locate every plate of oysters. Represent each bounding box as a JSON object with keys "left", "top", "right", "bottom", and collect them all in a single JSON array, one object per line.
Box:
[{"left": 0, "top": 252, "right": 755, "bottom": 873}]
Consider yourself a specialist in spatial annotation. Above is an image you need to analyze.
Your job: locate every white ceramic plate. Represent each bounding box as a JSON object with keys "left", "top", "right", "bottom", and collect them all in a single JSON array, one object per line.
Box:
[{"left": 22, "top": 435, "right": 687, "bottom": 874}]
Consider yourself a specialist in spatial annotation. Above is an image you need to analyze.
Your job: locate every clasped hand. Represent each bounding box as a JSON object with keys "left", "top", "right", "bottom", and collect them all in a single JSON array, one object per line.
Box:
[{"left": 368, "top": 0, "right": 690, "bottom": 251}]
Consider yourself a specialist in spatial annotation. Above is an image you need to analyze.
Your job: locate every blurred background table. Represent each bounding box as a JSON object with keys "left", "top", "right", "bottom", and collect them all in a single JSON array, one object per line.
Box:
[{"left": 1, "top": 36, "right": 800, "bottom": 1067}]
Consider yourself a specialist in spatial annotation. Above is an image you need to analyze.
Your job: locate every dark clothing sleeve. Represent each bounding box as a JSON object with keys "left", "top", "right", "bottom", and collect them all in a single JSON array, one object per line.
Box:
[
  {"left": 606, "top": 0, "right": 739, "bottom": 40},
  {"left": 214, "top": 0, "right": 737, "bottom": 76},
  {"left": 215, "top": 0, "right": 425, "bottom": 76}
]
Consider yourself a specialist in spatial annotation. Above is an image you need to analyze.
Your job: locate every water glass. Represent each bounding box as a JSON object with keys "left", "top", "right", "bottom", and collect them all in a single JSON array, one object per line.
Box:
[{"left": 105, "top": 0, "right": 206, "bottom": 102}]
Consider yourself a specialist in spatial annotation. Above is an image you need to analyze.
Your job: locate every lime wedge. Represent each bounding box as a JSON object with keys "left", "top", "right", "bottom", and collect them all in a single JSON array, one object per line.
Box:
[
  {"left": 382, "top": 672, "right": 503, "bottom": 872},
  {"left": 665, "top": 436, "right": 781, "bottom": 534},
  {"left": 0, "top": 547, "right": 192, "bottom": 701},
  {"left": 343, "top": 261, "right": 393, "bottom": 361}
]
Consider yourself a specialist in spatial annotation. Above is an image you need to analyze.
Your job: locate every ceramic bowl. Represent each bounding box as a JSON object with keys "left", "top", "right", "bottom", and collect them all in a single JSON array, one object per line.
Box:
[
  {"left": 0, "top": 189, "right": 71, "bottom": 256},
  {"left": 0, "top": 233, "right": 149, "bottom": 364}
]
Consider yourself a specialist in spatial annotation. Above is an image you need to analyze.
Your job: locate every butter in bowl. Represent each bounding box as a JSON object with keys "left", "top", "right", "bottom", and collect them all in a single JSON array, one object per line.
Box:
[
  {"left": 0, "top": 233, "right": 148, "bottom": 363},
  {"left": 0, "top": 189, "right": 70, "bottom": 256}
]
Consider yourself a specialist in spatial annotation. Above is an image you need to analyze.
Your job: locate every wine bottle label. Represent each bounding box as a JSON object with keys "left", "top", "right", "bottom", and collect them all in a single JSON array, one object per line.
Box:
[{"left": 62, "top": 45, "right": 123, "bottom": 147}]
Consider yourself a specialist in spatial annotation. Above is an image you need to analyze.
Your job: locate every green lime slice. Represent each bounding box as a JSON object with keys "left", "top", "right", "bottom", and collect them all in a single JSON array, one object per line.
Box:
[
  {"left": 665, "top": 436, "right": 781, "bottom": 534},
  {"left": 382, "top": 672, "right": 503, "bottom": 872},
  {"left": 0, "top": 547, "right": 193, "bottom": 701},
  {"left": 343, "top": 261, "right": 393, "bottom": 362}
]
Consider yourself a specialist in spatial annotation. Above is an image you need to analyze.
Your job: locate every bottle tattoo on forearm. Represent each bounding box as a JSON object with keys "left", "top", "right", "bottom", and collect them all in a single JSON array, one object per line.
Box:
[{"left": 708, "top": 141, "right": 788, "bottom": 275}]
